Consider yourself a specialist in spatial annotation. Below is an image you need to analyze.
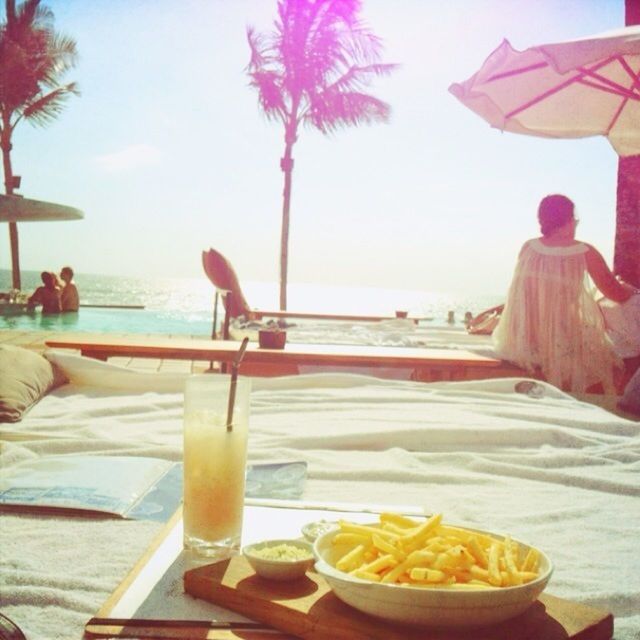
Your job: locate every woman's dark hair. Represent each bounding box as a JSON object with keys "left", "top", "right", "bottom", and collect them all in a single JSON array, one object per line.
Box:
[{"left": 538, "top": 194, "right": 575, "bottom": 236}]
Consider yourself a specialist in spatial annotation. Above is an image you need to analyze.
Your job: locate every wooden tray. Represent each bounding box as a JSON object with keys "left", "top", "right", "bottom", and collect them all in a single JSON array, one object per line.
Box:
[{"left": 184, "top": 556, "right": 613, "bottom": 640}]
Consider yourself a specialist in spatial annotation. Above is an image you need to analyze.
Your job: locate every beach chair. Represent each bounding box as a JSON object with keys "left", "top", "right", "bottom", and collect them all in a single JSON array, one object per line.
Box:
[
  {"left": 202, "top": 248, "right": 427, "bottom": 339},
  {"left": 201, "top": 248, "right": 255, "bottom": 340},
  {"left": 465, "top": 304, "right": 504, "bottom": 335}
]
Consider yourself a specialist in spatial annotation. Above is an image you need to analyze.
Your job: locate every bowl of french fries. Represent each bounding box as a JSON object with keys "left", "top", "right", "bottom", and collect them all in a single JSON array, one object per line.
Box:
[{"left": 313, "top": 512, "right": 552, "bottom": 628}]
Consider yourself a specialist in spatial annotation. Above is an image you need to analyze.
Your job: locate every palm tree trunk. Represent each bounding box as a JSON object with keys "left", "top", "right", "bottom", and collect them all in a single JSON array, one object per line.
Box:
[
  {"left": 279, "top": 123, "right": 296, "bottom": 310},
  {"left": 1, "top": 124, "right": 20, "bottom": 291},
  {"left": 615, "top": 157, "right": 640, "bottom": 287},
  {"left": 615, "top": 0, "right": 640, "bottom": 288}
]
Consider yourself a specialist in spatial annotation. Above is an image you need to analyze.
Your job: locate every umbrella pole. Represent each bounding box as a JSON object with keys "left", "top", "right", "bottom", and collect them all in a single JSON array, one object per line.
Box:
[
  {"left": 2, "top": 131, "right": 21, "bottom": 291},
  {"left": 8, "top": 222, "right": 20, "bottom": 290}
]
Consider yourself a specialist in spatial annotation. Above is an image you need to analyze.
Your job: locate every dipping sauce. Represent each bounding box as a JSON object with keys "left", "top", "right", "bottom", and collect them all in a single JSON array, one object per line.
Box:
[{"left": 250, "top": 543, "right": 313, "bottom": 562}]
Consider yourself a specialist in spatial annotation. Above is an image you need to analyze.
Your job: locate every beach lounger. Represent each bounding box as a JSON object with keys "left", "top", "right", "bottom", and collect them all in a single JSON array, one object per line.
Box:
[{"left": 202, "top": 248, "right": 431, "bottom": 338}]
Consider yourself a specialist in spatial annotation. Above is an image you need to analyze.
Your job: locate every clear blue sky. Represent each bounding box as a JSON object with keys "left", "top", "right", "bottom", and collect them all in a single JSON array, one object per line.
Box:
[{"left": 3, "top": 0, "right": 624, "bottom": 296}]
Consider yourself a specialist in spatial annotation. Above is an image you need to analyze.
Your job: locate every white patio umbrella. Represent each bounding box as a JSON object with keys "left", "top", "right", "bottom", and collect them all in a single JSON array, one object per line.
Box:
[{"left": 448, "top": 25, "right": 640, "bottom": 157}]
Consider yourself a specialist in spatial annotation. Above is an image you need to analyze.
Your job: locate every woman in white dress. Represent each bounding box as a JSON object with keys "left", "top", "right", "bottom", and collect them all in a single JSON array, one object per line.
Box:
[{"left": 493, "top": 194, "right": 636, "bottom": 394}]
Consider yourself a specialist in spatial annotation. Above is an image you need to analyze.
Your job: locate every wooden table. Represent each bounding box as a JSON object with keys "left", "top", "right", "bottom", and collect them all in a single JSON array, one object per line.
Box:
[
  {"left": 88, "top": 504, "right": 613, "bottom": 640},
  {"left": 45, "top": 335, "right": 524, "bottom": 382}
]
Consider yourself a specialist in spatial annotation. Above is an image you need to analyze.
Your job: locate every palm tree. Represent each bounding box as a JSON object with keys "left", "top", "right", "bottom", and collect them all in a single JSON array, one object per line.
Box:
[
  {"left": 0, "top": 0, "right": 78, "bottom": 290},
  {"left": 615, "top": 0, "right": 640, "bottom": 288},
  {"left": 246, "top": 0, "right": 397, "bottom": 310}
]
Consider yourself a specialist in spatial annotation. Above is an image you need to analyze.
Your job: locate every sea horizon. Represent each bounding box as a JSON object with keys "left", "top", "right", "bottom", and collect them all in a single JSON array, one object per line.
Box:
[{"left": 1, "top": 268, "right": 504, "bottom": 321}]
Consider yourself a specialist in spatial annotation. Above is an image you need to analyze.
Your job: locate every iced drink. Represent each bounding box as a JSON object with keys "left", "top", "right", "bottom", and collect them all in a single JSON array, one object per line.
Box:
[{"left": 183, "top": 375, "right": 250, "bottom": 558}]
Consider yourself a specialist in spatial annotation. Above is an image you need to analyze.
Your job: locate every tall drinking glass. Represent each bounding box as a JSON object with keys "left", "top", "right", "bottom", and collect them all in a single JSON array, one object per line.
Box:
[{"left": 183, "top": 374, "right": 251, "bottom": 558}]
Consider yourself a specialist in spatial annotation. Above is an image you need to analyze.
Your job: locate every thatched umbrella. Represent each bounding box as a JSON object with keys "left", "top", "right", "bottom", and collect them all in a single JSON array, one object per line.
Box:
[{"left": 0, "top": 194, "right": 83, "bottom": 289}]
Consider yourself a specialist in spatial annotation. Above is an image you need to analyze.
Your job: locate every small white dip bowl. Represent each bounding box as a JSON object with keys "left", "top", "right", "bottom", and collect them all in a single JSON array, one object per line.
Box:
[
  {"left": 301, "top": 520, "right": 338, "bottom": 542},
  {"left": 313, "top": 524, "right": 553, "bottom": 628},
  {"left": 243, "top": 538, "right": 314, "bottom": 581}
]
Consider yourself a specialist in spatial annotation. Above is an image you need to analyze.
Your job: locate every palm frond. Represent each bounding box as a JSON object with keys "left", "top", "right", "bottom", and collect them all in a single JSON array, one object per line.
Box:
[
  {"left": 39, "top": 32, "right": 78, "bottom": 85},
  {"left": 12, "top": 0, "right": 53, "bottom": 37},
  {"left": 327, "top": 62, "right": 399, "bottom": 94},
  {"left": 248, "top": 71, "right": 287, "bottom": 122},
  {"left": 246, "top": 26, "right": 267, "bottom": 72},
  {"left": 47, "top": 32, "right": 78, "bottom": 60},
  {"left": 248, "top": 0, "right": 396, "bottom": 135},
  {"left": 21, "top": 81, "right": 78, "bottom": 127},
  {"left": 304, "top": 90, "right": 390, "bottom": 134},
  {"left": 344, "top": 26, "right": 384, "bottom": 65}
]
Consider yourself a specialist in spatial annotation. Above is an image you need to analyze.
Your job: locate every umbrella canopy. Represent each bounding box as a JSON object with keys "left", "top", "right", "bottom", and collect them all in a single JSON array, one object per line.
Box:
[
  {"left": 1, "top": 195, "right": 84, "bottom": 291},
  {"left": 449, "top": 25, "right": 640, "bottom": 157},
  {"left": 0, "top": 194, "right": 83, "bottom": 222}
]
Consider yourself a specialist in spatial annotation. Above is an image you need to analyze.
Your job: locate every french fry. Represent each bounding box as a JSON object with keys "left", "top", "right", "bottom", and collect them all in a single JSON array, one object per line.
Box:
[
  {"left": 488, "top": 542, "right": 502, "bottom": 586},
  {"left": 358, "top": 553, "right": 398, "bottom": 575},
  {"left": 380, "top": 561, "right": 411, "bottom": 583},
  {"left": 399, "top": 513, "right": 443, "bottom": 548},
  {"left": 503, "top": 537, "right": 522, "bottom": 585},
  {"left": 332, "top": 533, "right": 370, "bottom": 547},
  {"left": 382, "top": 522, "right": 414, "bottom": 536},
  {"left": 409, "top": 568, "right": 446, "bottom": 583},
  {"left": 467, "top": 536, "right": 488, "bottom": 568},
  {"left": 521, "top": 547, "right": 539, "bottom": 573},
  {"left": 470, "top": 565, "right": 491, "bottom": 582},
  {"left": 339, "top": 521, "right": 400, "bottom": 541},
  {"left": 405, "top": 549, "right": 436, "bottom": 567},
  {"left": 446, "top": 544, "right": 475, "bottom": 567},
  {"left": 424, "top": 537, "right": 451, "bottom": 553},
  {"left": 380, "top": 512, "right": 420, "bottom": 528},
  {"left": 372, "top": 533, "right": 404, "bottom": 560},
  {"left": 336, "top": 544, "right": 365, "bottom": 572},
  {"left": 329, "top": 512, "right": 541, "bottom": 590}
]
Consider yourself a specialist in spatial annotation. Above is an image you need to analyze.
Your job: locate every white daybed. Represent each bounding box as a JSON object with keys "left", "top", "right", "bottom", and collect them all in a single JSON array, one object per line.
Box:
[{"left": 0, "top": 350, "right": 639, "bottom": 640}]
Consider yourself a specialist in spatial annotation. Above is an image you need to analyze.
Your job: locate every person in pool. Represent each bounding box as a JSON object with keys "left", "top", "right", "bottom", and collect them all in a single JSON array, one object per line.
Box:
[
  {"left": 28, "top": 271, "right": 62, "bottom": 314},
  {"left": 59, "top": 266, "right": 79, "bottom": 312},
  {"left": 492, "top": 194, "right": 636, "bottom": 394}
]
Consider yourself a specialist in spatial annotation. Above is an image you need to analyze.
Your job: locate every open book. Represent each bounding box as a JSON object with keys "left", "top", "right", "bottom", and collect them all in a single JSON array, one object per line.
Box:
[{"left": 0, "top": 456, "right": 307, "bottom": 522}]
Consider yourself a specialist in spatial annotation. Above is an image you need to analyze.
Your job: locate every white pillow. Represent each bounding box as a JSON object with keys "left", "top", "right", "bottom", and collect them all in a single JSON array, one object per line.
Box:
[{"left": 44, "top": 350, "right": 188, "bottom": 393}]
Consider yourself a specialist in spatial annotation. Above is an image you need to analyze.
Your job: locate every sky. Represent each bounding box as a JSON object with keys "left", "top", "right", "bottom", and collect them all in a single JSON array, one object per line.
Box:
[{"left": 1, "top": 0, "right": 626, "bottom": 297}]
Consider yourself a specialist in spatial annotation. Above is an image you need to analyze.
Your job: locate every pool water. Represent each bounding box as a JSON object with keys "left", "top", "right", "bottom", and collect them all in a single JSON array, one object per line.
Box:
[{"left": 0, "top": 306, "right": 214, "bottom": 336}]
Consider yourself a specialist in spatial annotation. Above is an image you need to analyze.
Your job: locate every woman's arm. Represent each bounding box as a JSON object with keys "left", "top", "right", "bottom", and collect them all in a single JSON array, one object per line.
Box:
[
  {"left": 585, "top": 245, "right": 635, "bottom": 303},
  {"left": 28, "top": 288, "right": 42, "bottom": 306}
]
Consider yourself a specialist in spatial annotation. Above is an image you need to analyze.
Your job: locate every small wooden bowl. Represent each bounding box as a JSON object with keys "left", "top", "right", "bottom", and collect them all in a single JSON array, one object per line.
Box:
[{"left": 258, "top": 330, "right": 286, "bottom": 349}]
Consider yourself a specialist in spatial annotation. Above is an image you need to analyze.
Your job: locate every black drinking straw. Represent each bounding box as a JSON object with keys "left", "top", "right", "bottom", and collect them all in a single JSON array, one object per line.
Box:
[{"left": 226, "top": 337, "right": 250, "bottom": 432}]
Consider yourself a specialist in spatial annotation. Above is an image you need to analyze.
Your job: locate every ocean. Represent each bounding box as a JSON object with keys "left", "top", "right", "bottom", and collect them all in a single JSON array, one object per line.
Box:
[{"left": 1, "top": 269, "right": 503, "bottom": 336}]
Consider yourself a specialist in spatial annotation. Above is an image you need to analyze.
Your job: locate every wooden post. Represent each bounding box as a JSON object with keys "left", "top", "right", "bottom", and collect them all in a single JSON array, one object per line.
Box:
[{"left": 212, "top": 290, "right": 220, "bottom": 340}]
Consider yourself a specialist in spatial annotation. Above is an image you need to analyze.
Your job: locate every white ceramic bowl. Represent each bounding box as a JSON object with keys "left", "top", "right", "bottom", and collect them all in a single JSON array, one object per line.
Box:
[
  {"left": 243, "top": 538, "right": 314, "bottom": 581},
  {"left": 313, "top": 524, "right": 553, "bottom": 628},
  {"left": 301, "top": 520, "right": 338, "bottom": 542}
]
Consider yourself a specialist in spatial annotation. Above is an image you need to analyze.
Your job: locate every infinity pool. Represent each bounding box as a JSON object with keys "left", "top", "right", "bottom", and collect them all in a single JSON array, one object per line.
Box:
[{"left": 0, "top": 306, "right": 214, "bottom": 336}]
